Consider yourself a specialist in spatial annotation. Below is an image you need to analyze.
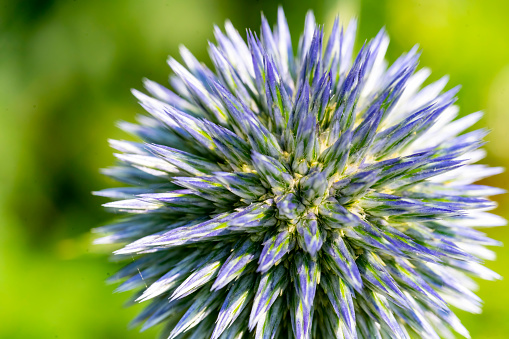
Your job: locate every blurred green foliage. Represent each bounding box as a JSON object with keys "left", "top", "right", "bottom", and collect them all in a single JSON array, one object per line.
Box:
[{"left": 0, "top": 0, "right": 507, "bottom": 338}]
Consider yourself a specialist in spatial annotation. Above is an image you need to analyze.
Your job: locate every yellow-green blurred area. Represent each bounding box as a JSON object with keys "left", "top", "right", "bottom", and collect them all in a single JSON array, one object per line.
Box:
[{"left": 1, "top": 0, "right": 508, "bottom": 338}]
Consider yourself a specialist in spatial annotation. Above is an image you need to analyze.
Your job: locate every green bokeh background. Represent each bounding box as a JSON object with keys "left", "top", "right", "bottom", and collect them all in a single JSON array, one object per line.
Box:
[{"left": 1, "top": 0, "right": 508, "bottom": 338}]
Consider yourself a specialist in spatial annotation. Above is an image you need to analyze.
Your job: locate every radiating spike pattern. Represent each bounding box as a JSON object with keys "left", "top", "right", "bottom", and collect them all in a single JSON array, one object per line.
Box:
[{"left": 95, "top": 7, "right": 505, "bottom": 339}]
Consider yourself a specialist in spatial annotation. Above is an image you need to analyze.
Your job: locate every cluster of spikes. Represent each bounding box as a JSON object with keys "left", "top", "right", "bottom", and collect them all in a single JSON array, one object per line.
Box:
[{"left": 95, "top": 8, "right": 506, "bottom": 339}]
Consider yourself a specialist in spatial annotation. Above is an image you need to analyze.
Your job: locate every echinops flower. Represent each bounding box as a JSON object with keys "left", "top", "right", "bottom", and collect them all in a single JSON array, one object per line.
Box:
[{"left": 95, "top": 8, "right": 506, "bottom": 339}]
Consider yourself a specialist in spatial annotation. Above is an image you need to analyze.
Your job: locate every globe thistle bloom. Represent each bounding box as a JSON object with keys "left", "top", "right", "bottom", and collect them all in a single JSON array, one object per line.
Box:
[{"left": 95, "top": 8, "right": 506, "bottom": 339}]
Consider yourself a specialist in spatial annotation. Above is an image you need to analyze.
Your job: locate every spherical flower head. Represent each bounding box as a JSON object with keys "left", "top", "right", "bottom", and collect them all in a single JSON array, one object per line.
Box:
[{"left": 95, "top": 8, "right": 506, "bottom": 339}]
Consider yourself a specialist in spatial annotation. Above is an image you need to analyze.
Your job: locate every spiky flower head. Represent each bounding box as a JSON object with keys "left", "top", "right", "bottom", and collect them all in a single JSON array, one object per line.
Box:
[{"left": 95, "top": 8, "right": 505, "bottom": 339}]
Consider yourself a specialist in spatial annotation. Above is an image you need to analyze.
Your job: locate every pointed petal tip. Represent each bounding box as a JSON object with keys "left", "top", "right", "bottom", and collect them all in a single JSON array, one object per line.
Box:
[{"left": 130, "top": 88, "right": 146, "bottom": 100}]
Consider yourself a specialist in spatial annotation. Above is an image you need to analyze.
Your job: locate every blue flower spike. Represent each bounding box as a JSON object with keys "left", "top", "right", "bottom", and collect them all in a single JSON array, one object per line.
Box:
[{"left": 96, "top": 7, "right": 505, "bottom": 339}]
